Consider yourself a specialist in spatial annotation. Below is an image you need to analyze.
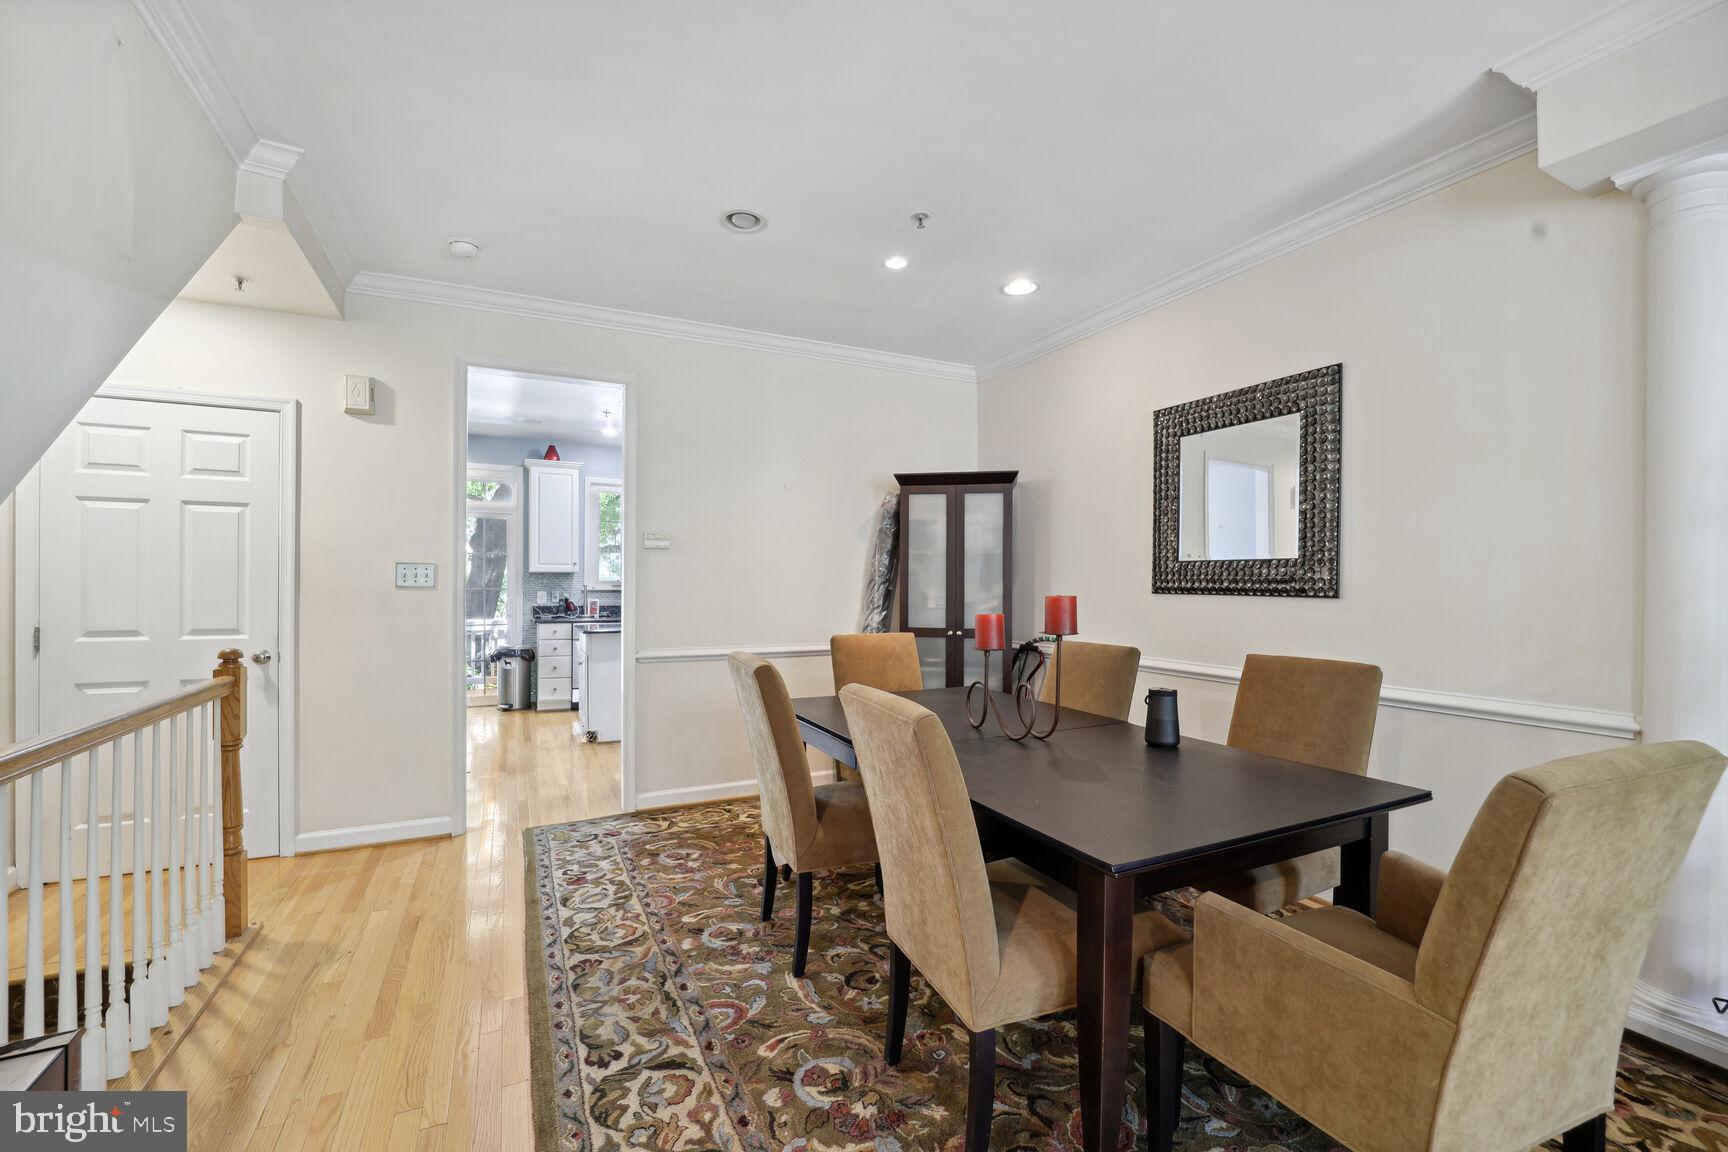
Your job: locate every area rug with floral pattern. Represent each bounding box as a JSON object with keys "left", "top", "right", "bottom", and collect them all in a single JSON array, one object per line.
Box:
[{"left": 525, "top": 798, "right": 1728, "bottom": 1152}]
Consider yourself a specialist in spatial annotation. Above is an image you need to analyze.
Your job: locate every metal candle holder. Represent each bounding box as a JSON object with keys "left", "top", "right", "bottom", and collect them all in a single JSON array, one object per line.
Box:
[{"left": 965, "top": 636, "right": 1064, "bottom": 741}]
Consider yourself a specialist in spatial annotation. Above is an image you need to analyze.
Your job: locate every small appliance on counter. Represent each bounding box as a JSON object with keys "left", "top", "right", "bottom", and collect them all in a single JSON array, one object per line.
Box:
[{"left": 491, "top": 647, "right": 536, "bottom": 711}]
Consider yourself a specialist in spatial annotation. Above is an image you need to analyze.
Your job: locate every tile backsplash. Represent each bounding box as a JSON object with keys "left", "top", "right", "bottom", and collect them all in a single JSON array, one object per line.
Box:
[{"left": 516, "top": 570, "right": 621, "bottom": 644}]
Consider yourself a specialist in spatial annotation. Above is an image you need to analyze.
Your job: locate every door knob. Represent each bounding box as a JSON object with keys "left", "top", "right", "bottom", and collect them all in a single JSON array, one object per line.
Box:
[{"left": 251, "top": 649, "right": 273, "bottom": 665}]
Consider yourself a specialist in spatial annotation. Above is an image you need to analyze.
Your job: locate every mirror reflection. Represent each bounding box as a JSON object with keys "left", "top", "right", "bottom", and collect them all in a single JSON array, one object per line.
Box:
[{"left": 1178, "top": 413, "right": 1300, "bottom": 560}]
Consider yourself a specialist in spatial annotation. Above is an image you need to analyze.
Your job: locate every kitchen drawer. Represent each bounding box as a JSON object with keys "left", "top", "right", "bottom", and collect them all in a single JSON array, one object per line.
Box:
[
  {"left": 537, "top": 623, "right": 572, "bottom": 641},
  {"left": 538, "top": 636, "right": 571, "bottom": 658},
  {"left": 538, "top": 656, "right": 572, "bottom": 680},
  {"left": 536, "top": 677, "right": 572, "bottom": 710}
]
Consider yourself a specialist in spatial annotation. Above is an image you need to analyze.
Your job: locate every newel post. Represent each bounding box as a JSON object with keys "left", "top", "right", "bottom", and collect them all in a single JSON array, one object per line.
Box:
[{"left": 214, "top": 649, "right": 248, "bottom": 937}]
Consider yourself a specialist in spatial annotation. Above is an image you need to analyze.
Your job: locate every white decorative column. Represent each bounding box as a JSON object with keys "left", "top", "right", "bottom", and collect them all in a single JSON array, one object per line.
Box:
[{"left": 1632, "top": 154, "right": 1728, "bottom": 1063}]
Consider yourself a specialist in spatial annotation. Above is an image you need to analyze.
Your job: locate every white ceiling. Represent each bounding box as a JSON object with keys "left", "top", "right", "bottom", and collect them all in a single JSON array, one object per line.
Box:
[
  {"left": 182, "top": 1, "right": 1599, "bottom": 369},
  {"left": 467, "top": 368, "right": 623, "bottom": 441}
]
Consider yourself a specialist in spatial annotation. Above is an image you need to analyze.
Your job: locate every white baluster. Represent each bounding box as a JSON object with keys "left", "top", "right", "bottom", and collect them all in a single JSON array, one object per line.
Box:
[
  {"left": 147, "top": 722, "right": 168, "bottom": 1027},
  {"left": 81, "top": 747, "right": 106, "bottom": 1087},
  {"left": 165, "top": 713, "right": 185, "bottom": 1006},
  {"left": 129, "top": 728, "right": 150, "bottom": 1051},
  {"left": 24, "top": 773, "right": 45, "bottom": 1037},
  {"left": 58, "top": 758, "right": 75, "bottom": 1034},
  {"left": 184, "top": 705, "right": 203, "bottom": 986},
  {"left": 196, "top": 703, "right": 214, "bottom": 968},
  {"left": 107, "top": 734, "right": 131, "bottom": 1077},
  {"left": 208, "top": 700, "right": 225, "bottom": 954}
]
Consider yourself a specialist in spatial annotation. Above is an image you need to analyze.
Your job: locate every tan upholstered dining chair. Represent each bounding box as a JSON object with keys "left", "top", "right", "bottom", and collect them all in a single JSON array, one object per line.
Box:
[
  {"left": 1139, "top": 740, "right": 1726, "bottom": 1152},
  {"left": 728, "top": 652, "right": 879, "bottom": 977},
  {"left": 1206, "top": 654, "right": 1383, "bottom": 911},
  {"left": 830, "top": 632, "right": 925, "bottom": 693},
  {"left": 1038, "top": 639, "right": 1141, "bottom": 720},
  {"left": 839, "top": 683, "right": 1185, "bottom": 1152}
]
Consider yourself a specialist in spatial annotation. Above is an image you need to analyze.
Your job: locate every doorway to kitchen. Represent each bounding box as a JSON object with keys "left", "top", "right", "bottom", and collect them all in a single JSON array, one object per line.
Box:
[{"left": 458, "top": 364, "right": 629, "bottom": 821}]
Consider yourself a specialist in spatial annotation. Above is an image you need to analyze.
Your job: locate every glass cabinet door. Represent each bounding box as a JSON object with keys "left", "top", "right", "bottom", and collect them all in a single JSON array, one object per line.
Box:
[
  {"left": 961, "top": 490, "right": 1008, "bottom": 689},
  {"left": 897, "top": 476, "right": 1014, "bottom": 690},
  {"left": 903, "top": 490, "right": 953, "bottom": 687}
]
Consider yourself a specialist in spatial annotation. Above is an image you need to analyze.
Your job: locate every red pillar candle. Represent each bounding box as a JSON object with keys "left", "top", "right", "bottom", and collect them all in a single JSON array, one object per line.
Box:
[
  {"left": 1043, "top": 594, "right": 1078, "bottom": 636},
  {"left": 974, "top": 612, "right": 1006, "bottom": 651}
]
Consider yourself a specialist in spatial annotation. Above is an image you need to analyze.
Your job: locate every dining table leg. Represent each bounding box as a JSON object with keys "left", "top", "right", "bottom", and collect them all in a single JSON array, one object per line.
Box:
[
  {"left": 1334, "top": 812, "right": 1389, "bottom": 916},
  {"left": 1075, "top": 868, "right": 1134, "bottom": 1152}
]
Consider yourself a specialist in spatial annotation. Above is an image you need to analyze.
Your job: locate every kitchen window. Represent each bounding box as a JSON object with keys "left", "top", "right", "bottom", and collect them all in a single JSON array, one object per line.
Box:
[{"left": 585, "top": 476, "right": 623, "bottom": 588}]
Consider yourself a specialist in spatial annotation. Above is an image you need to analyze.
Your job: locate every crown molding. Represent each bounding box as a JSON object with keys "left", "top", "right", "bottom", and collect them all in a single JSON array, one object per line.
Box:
[
  {"left": 346, "top": 273, "right": 978, "bottom": 382},
  {"left": 1493, "top": 0, "right": 1725, "bottom": 91},
  {"left": 132, "top": 0, "right": 358, "bottom": 287},
  {"left": 977, "top": 114, "right": 1537, "bottom": 381},
  {"left": 239, "top": 139, "right": 303, "bottom": 181}
]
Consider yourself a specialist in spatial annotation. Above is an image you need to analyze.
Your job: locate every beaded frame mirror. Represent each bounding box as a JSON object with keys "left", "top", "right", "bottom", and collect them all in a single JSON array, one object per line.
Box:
[{"left": 1152, "top": 363, "right": 1342, "bottom": 597}]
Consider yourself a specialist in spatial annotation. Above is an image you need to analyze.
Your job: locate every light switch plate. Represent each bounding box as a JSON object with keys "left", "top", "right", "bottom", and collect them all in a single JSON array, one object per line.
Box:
[
  {"left": 344, "top": 374, "right": 377, "bottom": 415},
  {"left": 395, "top": 562, "right": 436, "bottom": 588},
  {"left": 642, "top": 531, "right": 671, "bottom": 550}
]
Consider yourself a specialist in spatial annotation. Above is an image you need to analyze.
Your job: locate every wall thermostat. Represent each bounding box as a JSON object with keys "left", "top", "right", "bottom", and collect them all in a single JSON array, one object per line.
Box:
[{"left": 344, "top": 374, "right": 377, "bottom": 415}]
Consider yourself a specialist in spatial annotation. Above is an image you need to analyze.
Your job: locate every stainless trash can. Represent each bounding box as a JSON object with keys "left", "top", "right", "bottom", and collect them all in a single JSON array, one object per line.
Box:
[{"left": 494, "top": 647, "right": 535, "bottom": 711}]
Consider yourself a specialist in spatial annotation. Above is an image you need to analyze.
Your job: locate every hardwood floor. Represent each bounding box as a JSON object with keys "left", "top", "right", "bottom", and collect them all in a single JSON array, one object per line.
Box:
[{"left": 7, "top": 707, "right": 621, "bottom": 1151}]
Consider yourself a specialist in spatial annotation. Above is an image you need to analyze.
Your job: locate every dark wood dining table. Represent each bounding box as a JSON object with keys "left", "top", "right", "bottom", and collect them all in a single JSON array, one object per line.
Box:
[{"left": 792, "top": 686, "right": 1432, "bottom": 1152}]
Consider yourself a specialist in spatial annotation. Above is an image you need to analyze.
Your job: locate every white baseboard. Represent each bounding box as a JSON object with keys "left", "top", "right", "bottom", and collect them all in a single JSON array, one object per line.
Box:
[
  {"left": 1626, "top": 979, "right": 1728, "bottom": 1069},
  {"left": 635, "top": 777, "right": 762, "bottom": 809},
  {"left": 294, "top": 816, "right": 457, "bottom": 855}
]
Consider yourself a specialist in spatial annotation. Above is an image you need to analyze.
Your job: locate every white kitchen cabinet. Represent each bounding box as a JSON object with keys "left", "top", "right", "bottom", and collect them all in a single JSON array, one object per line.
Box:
[
  {"left": 535, "top": 621, "right": 572, "bottom": 711},
  {"left": 578, "top": 629, "right": 622, "bottom": 742},
  {"left": 526, "top": 459, "right": 582, "bottom": 573}
]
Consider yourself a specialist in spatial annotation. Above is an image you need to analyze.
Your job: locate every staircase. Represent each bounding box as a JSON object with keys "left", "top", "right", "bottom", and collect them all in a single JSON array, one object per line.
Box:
[{"left": 1, "top": 651, "right": 256, "bottom": 1088}]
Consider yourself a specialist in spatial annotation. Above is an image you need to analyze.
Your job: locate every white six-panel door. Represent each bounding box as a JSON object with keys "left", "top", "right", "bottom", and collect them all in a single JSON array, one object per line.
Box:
[{"left": 17, "top": 396, "right": 281, "bottom": 879}]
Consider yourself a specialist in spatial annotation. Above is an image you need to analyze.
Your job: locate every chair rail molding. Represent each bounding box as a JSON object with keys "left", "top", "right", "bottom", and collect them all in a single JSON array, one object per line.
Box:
[
  {"left": 635, "top": 643, "right": 831, "bottom": 663},
  {"left": 631, "top": 645, "right": 1639, "bottom": 740},
  {"left": 1139, "top": 656, "right": 1639, "bottom": 739}
]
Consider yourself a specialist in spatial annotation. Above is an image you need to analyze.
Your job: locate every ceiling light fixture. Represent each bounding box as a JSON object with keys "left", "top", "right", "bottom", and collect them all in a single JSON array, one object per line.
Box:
[
  {"left": 601, "top": 409, "right": 618, "bottom": 437},
  {"left": 515, "top": 417, "right": 545, "bottom": 425},
  {"left": 884, "top": 255, "right": 908, "bottom": 270},
  {"left": 720, "top": 209, "right": 767, "bottom": 234},
  {"left": 446, "top": 237, "right": 481, "bottom": 259},
  {"left": 1001, "top": 278, "right": 1039, "bottom": 296}
]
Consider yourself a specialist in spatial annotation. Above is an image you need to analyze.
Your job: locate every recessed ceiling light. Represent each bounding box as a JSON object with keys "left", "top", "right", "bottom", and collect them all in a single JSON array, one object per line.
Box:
[
  {"left": 1002, "top": 278, "right": 1039, "bottom": 296},
  {"left": 447, "top": 237, "right": 481, "bottom": 259},
  {"left": 720, "top": 209, "right": 767, "bottom": 234},
  {"left": 515, "top": 417, "right": 545, "bottom": 425},
  {"left": 883, "top": 255, "right": 909, "bottom": 270}
]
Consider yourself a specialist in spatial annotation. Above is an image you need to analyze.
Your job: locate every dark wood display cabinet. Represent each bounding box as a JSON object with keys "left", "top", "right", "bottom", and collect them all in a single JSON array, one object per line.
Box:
[{"left": 894, "top": 471, "right": 1016, "bottom": 690}]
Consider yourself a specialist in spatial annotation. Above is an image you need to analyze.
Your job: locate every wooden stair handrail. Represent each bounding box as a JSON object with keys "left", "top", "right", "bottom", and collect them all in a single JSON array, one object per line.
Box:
[{"left": 0, "top": 676, "right": 235, "bottom": 788}]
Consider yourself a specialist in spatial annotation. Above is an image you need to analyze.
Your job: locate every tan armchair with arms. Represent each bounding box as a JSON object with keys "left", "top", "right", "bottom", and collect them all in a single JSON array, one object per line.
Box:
[
  {"left": 1140, "top": 740, "right": 1725, "bottom": 1152},
  {"left": 728, "top": 652, "right": 880, "bottom": 977}
]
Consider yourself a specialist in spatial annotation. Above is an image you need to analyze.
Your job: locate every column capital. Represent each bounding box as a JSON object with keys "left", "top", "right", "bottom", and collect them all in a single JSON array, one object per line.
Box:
[{"left": 1626, "top": 151, "right": 1728, "bottom": 229}]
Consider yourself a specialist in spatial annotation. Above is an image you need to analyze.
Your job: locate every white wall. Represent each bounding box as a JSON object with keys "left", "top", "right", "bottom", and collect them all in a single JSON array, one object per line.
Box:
[
  {"left": 111, "top": 294, "right": 975, "bottom": 840},
  {"left": 0, "top": 0, "right": 236, "bottom": 499},
  {"left": 978, "top": 154, "right": 1646, "bottom": 870}
]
